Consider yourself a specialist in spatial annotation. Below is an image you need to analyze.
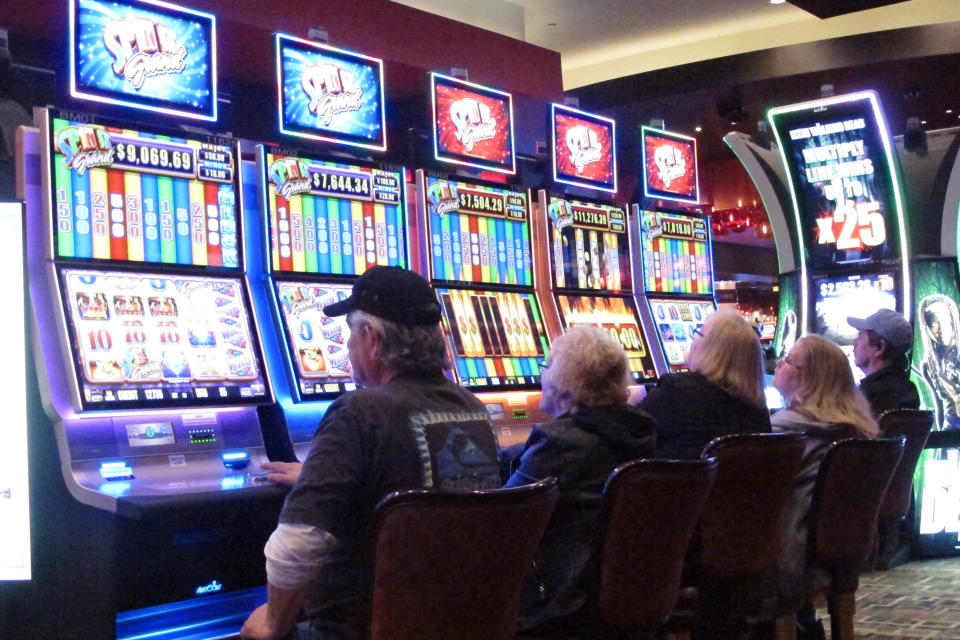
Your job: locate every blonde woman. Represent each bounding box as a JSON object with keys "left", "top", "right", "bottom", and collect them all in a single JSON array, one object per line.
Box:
[
  {"left": 772, "top": 334, "right": 878, "bottom": 640},
  {"left": 639, "top": 310, "right": 770, "bottom": 460},
  {"left": 505, "top": 325, "right": 655, "bottom": 631}
]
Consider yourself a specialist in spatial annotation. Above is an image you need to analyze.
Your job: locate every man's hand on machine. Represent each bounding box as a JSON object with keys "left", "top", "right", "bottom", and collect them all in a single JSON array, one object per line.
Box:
[{"left": 260, "top": 461, "right": 303, "bottom": 487}]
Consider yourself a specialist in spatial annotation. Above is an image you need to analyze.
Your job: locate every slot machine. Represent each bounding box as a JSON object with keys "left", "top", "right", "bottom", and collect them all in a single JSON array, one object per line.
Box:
[
  {"left": 415, "top": 72, "right": 551, "bottom": 446},
  {"left": 14, "top": 1, "right": 285, "bottom": 637},
  {"left": 634, "top": 125, "right": 717, "bottom": 374},
  {"left": 537, "top": 103, "right": 657, "bottom": 395},
  {"left": 767, "top": 91, "right": 911, "bottom": 381},
  {"left": 244, "top": 34, "right": 406, "bottom": 461}
]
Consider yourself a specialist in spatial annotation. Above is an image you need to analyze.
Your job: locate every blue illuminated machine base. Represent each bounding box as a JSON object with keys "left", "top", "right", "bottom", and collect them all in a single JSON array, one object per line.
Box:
[{"left": 116, "top": 586, "right": 266, "bottom": 640}]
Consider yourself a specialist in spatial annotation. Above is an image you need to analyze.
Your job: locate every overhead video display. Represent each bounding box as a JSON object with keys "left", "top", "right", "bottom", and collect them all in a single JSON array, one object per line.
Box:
[
  {"left": 546, "top": 196, "right": 631, "bottom": 292},
  {"left": 430, "top": 73, "right": 515, "bottom": 175},
  {"left": 70, "top": 0, "right": 217, "bottom": 121},
  {"left": 423, "top": 177, "right": 531, "bottom": 287},
  {"left": 47, "top": 112, "right": 240, "bottom": 268},
  {"left": 551, "top": 103, "right": 616, "bottom": 193},
  {"left": 261, "top": 148, "right": 406, "bottom": 276},
  {"left": 276, "top": 33, "right": 387, "bottom": 151},
  {"left": 641, "top": 126, "right": 699, "bottom": 204},
  {"left": 768, "top": 91, "right": 906, "bottom": 270},
  {"left": 61, "top": 268, "right": 268, "bottom": 410}
]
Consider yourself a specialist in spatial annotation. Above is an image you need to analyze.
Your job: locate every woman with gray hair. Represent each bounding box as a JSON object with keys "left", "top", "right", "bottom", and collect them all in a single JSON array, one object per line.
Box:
[{"left": 505, "top": 325, "right": 655, "bottom": 632}]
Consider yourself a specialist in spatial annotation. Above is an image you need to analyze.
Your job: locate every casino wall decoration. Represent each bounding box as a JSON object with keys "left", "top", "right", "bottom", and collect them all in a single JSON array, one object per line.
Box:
[{"left": 70, "top": 0, "right": 218, "bottom": 121}]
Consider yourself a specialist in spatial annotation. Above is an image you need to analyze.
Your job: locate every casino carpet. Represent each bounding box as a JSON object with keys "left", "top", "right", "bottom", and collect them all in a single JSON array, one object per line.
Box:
[{"left": 819, "top": 556, "right": 960, "bottom": 638}]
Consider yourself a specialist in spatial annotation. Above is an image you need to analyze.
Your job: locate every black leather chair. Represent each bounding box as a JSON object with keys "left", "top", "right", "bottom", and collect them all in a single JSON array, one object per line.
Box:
[
  {"left": 807, "top": 436, "right": 905, "bottom": 640},
  {"left": 687, "top": 432, "right": 807, "bottom": 640},
  {"left": 369, "top": 477, "right": 559, "bottom": 640},
  {"left": 875, "top": 409, "right": 933, "bottom": 569}
]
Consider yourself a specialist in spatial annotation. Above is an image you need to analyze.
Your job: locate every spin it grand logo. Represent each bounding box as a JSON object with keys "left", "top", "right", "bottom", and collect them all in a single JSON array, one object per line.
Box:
[
  {"left": 449, "top": 98, "right": 497, "bottom": 152},
  {"left": 565, "top": 126, "right": 602, "bottom": 174},
  {"left": 427, "top": 180, "right": 460, "bottom": 217},
  {"left": 300, "top": 65, "right": 363, "bottom": 125},
  {"left": 102, "top": 18, "right": 187, "bottom": 89},
  {"left": 548, "top": 200, "right": 574, "bottom": 232},
  {"left": 269, "top": 156, "right": 312, "bottom": 200},
  {"left": 654, "top": 144, "right": 687, "bottom": 188},
  {"left": 56, "top": 125, "right": 115, "bottom": 175}
]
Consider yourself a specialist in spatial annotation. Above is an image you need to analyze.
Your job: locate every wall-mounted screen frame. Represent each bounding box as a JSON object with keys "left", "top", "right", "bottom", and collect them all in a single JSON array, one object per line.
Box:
[
  {"left": 551, "top": 103, "right": 616, "bottom": 193},
  {"left": 641, "top": 126, "right": 699, "bottom": 205},
  {"left": 70, "top": 0, "right": 217, "bottom": 121},
  {"left": 430, "top": 72, "right": 516, "bottom": 175},
  {"left": 275, "top": 33, "right": 387, "bottom": 152}
]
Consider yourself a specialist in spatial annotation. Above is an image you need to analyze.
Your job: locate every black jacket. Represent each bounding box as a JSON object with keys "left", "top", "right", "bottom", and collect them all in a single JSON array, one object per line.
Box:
[
  {"left": 860, "top": 366, "right": 920, "bottom": 416},
  {"left": 504, "top": 404, "right": 656, "bottom": 629},
  {"left": 639, "top": 371, "right": 771, "bottom": 460}
]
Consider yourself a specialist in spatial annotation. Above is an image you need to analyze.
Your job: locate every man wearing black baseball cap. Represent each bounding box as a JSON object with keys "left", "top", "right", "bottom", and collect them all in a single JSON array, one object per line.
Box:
[
  {"left": 242, "top": 267, "right": 501, "bottom": 640},
  {"left": 848, "top": 308, "right": 920, "bottom": 415}
]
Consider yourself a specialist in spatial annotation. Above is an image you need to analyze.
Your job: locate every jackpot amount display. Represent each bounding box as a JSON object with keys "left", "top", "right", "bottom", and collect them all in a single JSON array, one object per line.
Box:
[
  {"left": 50, "top": 117, "right": 239, "bottom": 267},
  {"left": 425, "top": 177, "right": 532, "bottom": 286},
  {"left": 436, "top": 288, "right": 548, "bottom": 388},
  {"left": 275, "top": 281, "right": 355, "bottom": 397},
  {"left": 264, "top": 152, "right": 406, "bottom": 276},
  {"left": 648, "top": 297, "right": 717, "bottom": 371},
  {"left": 62, "top": 269, "right": 266, "bottom": 407},
  {"left": 556, "top": 294, "right": 655, "bottom": 381},
  {"left": 547, "top": 198, "right": 631, "bottom": 292}
]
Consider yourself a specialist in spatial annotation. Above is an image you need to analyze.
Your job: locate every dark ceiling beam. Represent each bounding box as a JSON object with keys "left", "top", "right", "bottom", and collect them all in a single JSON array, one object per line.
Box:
[
  {"left": 786, "top": 0, "right": 911, "bottom": 19},
  {"left": 572, "top": 22, "right": 960, "bottom": 108}
]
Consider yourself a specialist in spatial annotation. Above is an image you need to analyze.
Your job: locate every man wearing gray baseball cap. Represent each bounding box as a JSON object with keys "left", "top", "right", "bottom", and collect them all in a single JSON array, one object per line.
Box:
[{"left": 848, "top": 308, "right": 920, "bottom": 415}]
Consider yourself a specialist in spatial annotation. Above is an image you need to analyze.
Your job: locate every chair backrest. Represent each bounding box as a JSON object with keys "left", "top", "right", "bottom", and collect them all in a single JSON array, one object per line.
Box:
[
  {"left": 369, "top": 477, "right": 559, "bottom": 640},
  {"left": 810, "top": 437, "right": 905, "bottom": 584},
  {"left": 877, "top": 409, "right": 933, "bottom": 520},
  {"left": 595, "top": 458, "right": 718, "bottom": 628},
  {"left": 698, "top": 432, "right": 807, "bottom": 577}
]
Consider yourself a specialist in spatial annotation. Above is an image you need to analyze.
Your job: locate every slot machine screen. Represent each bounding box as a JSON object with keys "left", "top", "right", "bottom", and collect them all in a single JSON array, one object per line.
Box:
[
  {"left": 555, "top": 294, "right": 656, "bottom": 382},
  {"left": 274, "top": 280, "right": 355, "bottom": 398},
  {"left": 639, "top": 210, "right": 713, "bottom": 295},
  {"left": 641, "top": 126, "right": 699, "bottom": 205},
  {"left": 647, "top": 296, "right": 717, "bottom": 372},
  {"left": 70, "top": 0, "right": 217, "bottom": 121},
  {"left": 60, "top": 268, "right": 269, "bottom": 410},
  {"left": 423, "top": 177, "right": 531, "bottom": 286},
  {"left": 768, "top": 91, "right": 905, "bottom": 270},
  {"left": 261, "top": 148, "right": 406, "bottom": 275},
  {"left": 435, "top": 288, "right": 549, "bottom": 390},
  {"left": 551, "top": 104, "right": 616, "bottom": 193},
  {"left": 47, "top": 113, "right": 240, "bottom": 268},
  {"left": 546, "top": 196, "right": 631, "bottom": 292},
  {"left": 430, "top": 73, "right": 515, "bottom": 175},
  {"left": 813, "top": 272, "right": 897, "bottom": 348},
  {"left": 275, "top": 34, "right": 387, "bottom": 151}
]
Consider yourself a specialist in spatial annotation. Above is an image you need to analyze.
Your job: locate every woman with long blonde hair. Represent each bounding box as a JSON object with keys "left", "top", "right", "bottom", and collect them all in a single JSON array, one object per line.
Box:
[
  {"left": 639, "top": 310, "right": 770, "bottom": 459},
  {"left": 772, "top": 334, "right": 877, "bottom": 640}
]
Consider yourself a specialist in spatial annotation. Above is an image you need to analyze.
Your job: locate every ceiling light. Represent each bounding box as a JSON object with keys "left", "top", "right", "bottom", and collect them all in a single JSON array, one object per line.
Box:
[
  {"left": 770, "top": 0, "right": 786, "bottom": 4},
  {"left": 947, "top": 109, "right": 954, "bottom": 114},
  {"left": 921, "top": 120, "right": 928, "bottom": 125},
  {"left": 695, "top": 126, "right": 702, "bottom": 132}
]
